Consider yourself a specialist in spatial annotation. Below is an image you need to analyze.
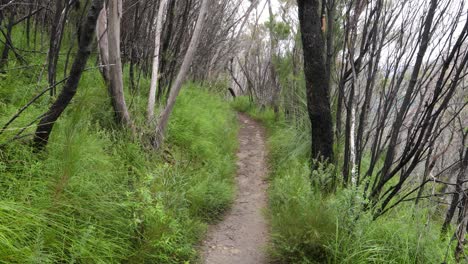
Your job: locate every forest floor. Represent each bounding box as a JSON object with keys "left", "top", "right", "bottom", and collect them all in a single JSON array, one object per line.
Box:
[{"left": 201, "top": 113, "right": 269, "bottom": 264}]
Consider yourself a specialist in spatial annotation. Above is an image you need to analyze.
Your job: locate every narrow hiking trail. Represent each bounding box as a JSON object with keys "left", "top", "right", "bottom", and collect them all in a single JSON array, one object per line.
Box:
[{"left": 201, "top": 113, "right": 269, "bottom": 264}]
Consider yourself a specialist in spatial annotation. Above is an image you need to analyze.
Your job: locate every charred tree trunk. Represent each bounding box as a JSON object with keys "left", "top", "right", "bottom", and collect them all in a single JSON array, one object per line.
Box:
[
  {"left": 0, "top": 12, "right": 14, "bottom": 69},
  {"left": 34, "top": 0, "right": 104, "bottom": 149},
  {"left": 48, "top": 0, "right": 64, "bottom": 95},
  {"left": 48, "top": 0, "right": 69, "bottom": 96},
  {"left": 442, "top": 148, "right": 468, "bottom": 236},
  {"left": 298, "top": 0, "right": 334, "bottom": 162},
  {"left": 128, "top": 0, "right": 140, "bottom": 92},
  {"left": 370, "top": 0, "right": 437, "bottom": 201},
  {"left": 325, "top": 0, "right": 334, "bottom": 86}
]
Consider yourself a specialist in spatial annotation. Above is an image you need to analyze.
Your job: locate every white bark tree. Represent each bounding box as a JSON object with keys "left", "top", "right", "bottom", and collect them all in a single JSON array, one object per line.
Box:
[
  {"left": 147, "top": 0, "right": 169, "bottom": 123},
  {"left": 153, "top": 0, "right": 212, "bottom": 148},
  {"left": 96, "top": 5, "right": 109, "bottom": 80},
  {"left": 97, "top": 0, "right": 133, "bottom": 128}
]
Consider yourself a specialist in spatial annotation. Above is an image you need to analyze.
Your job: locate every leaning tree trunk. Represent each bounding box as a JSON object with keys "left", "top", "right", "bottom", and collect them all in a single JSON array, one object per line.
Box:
[
  {"left": 147, "top": 0, "right": 169, "bottom": 123},
  {"left": 297, "top": 0, "right": 334, "bottom": 162},
  {"left": 153, "top": 0, "right": 211, "bottom": 149},
  {"left": 34, "top": 0, "right": 104, "bottom": 149}
]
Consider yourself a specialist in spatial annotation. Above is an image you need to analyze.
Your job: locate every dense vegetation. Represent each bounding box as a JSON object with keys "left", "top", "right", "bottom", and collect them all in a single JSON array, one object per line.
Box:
[
  {"left": 233, "top": 97, "right": 456, "bottom": 263},
  {"left": 1, "top": 0, "right": 467, "bottom": 263},
  {"left": 0, "top": 48, "right": 238, "bottom": 261}
]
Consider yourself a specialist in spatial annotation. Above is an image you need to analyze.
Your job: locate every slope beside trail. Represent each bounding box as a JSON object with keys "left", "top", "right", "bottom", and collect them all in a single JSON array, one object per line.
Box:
[{"left": 201, "top": 113, "right": 269, "bottom": 264}]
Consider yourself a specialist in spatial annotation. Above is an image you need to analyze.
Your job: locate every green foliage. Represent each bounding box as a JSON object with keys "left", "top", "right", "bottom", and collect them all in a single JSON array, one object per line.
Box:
[
  {"left": 265, "top": 18, "right": 291, "bottom": 41},
  {"left": 238, "top": 103, "right": 455, "bottom": 263},
  {"left": 230, "top": 96, "right": 253, "bottom": 113},
  {"left": 231, "top": 96, "right": 277, "bottom": 130},
  {"left": 331, "top": 197, "right": 457, "bottom": 263},
  {"left": 0, "top": 58, "right": 238, "bottom": 263},
  {"left": 269, "top": 161, "right": 335, "bottom": 264},
  {"left": 167, "top": 84, "right": 237, "bottom": 221}
]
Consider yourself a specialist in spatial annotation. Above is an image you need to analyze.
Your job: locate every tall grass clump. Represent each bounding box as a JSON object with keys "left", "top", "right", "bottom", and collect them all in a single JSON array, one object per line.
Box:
[
  {"left": 0, "top": 42, "right": 239, "bottom": 263},
  {"left": 167, "top": 83, "right": 238, "bottom": 220},
  {"left": 235, "top": 102, "right": 455, "bottom": 263},
  {"left": 123, "top": 84, "right": 239, "bottom": 263},
  {"left": 0, "top": 82, "right": 140, "bottom": 261}
]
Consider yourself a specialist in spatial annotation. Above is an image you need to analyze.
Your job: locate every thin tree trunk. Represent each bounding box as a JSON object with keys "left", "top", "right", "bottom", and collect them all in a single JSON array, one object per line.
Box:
[
  {"left": 0, "top": 13, "right": 14, "bottom": 68},
  {"left": 26, "top": 0, "right": 32, "bottom": 46},
  {"left": 48, "top": 0, "right": 65, "bottom": 96},
  {"left": 34, "top": 0, "right": 104, "bottom": 149},
  {"left": 343, "top": 82, "right": 355, "bottom": 185},
  {"left": 96, "top": 5, "right": 109, "bottom": 80},
  {"left": 456, "top": 159, "right": 468, "bottom": 262},
  {"left": 350, "top": 101, "right": 357, "bottom": 185},
  {"left": 325, "top": 0, "right": 334, "bottom": 86},
  {"left": 371, "top": 0, "right": 437, "bottom": 200},
  {"left": 356, "top": 0, "right": 382, "bottom": 178},
  {"left": 153, "top": 0, "right": 211, "bottom": 149},
  {"left": 442, "top": 148, "right": 468, "bottom": 236},
  {"left": 128, "top": 0, "right": 140, "bottom": 92},
  {"left": 104, "top": 0, "right": 133, "bottom": 127},
  {"left": 147, "top": 0, "right": 169, "bottom": 123},
  {"left": 267, "top": 0, "right": 279, "bottom": 119},
  {"left": 415, "top": 143, "right": 436, "bottom": 206}
]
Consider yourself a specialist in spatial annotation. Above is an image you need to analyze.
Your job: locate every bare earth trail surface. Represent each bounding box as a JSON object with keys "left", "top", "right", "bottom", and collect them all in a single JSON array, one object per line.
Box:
[{"left": 201, "top": 113, "right": 269, "bottom": 264}]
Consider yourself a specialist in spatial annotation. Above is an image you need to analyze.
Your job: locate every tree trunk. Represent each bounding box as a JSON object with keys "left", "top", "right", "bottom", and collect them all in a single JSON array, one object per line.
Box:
[
  {"left": 99, "top": 0, "right": 133, "bottom": 128},
  {"left": 128, "top": 0, "right": 140, "bottom": 93},
  {"left": 147, "top": 0, "right": 169, "bottom": 123},
  {"left": 153, "top": 0, "right": 211, "bottom": 149},
  {"left": 96, "top": 6, "right": 109, "bottom": 80},
  {"left": 350, "top": 100, "right": 357, "bottom": 185},
  {"left": 456, "top": 168, "right": 468, "bottom": 262},
  {"left": 442, "top": 148, "right": 468, "bottom": 236},
  {"left": 325, "top": 0, "right": 335, "bottom": 86},
  {"left": 297, "top": 0, "right": 334, "bottom": 162},
  {"left": 34, "top": 0, "right": 104, "bottom": 149},
  {"left": 48, "top": 0, "right": 66, "bottom": 96},
  {"left": 267, "top": 0, "right": 280, "bottom": 119},
  {"left": 0, "top": 13, "right": 14, "bottom": 69}
]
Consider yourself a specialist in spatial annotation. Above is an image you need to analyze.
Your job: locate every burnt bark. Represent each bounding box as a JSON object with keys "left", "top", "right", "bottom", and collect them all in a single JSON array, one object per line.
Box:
[
  {"left": 48, "top": 0, "right": 66, "bottom": 96},
  {"left": 370, "top": 0, "right": 438, "bottom": 201},
  {"left": 442, "top": 148, "right": 468, "bottom": 236},
  {"left": 34, "top": 0, "right": 104, "bottom": 149},
  {"left": 0, "top": 12, "right": 14, "bottom": 68},
  {"left": 298, "top": 0, "right": 334, "bottom": 162}
]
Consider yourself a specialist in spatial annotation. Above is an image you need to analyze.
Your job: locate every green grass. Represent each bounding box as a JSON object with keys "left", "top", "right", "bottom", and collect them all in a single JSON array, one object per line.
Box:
[
  {"left": 0, "top": 27, "right": 239, "bottom": 262},
  {"left": 1, "top": 21, "right": 458, "bottom": 264},
  {"left": 233, "top": 100, "right": 456, "bottom": 264}
]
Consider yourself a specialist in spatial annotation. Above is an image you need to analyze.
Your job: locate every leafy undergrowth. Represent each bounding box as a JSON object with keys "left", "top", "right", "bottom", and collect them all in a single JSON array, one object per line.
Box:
[
  {"left": 232, "top": 96, "right": 455, "bottom": 264},
  {"left": 0, "top": 54, "right": 237, "bottom": 264}
]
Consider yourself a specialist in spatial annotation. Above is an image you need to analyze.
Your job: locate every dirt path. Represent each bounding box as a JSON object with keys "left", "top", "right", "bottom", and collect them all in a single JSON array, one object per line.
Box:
[{"left": 201, "top": 113, "right": 269, "bottom": 264}]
